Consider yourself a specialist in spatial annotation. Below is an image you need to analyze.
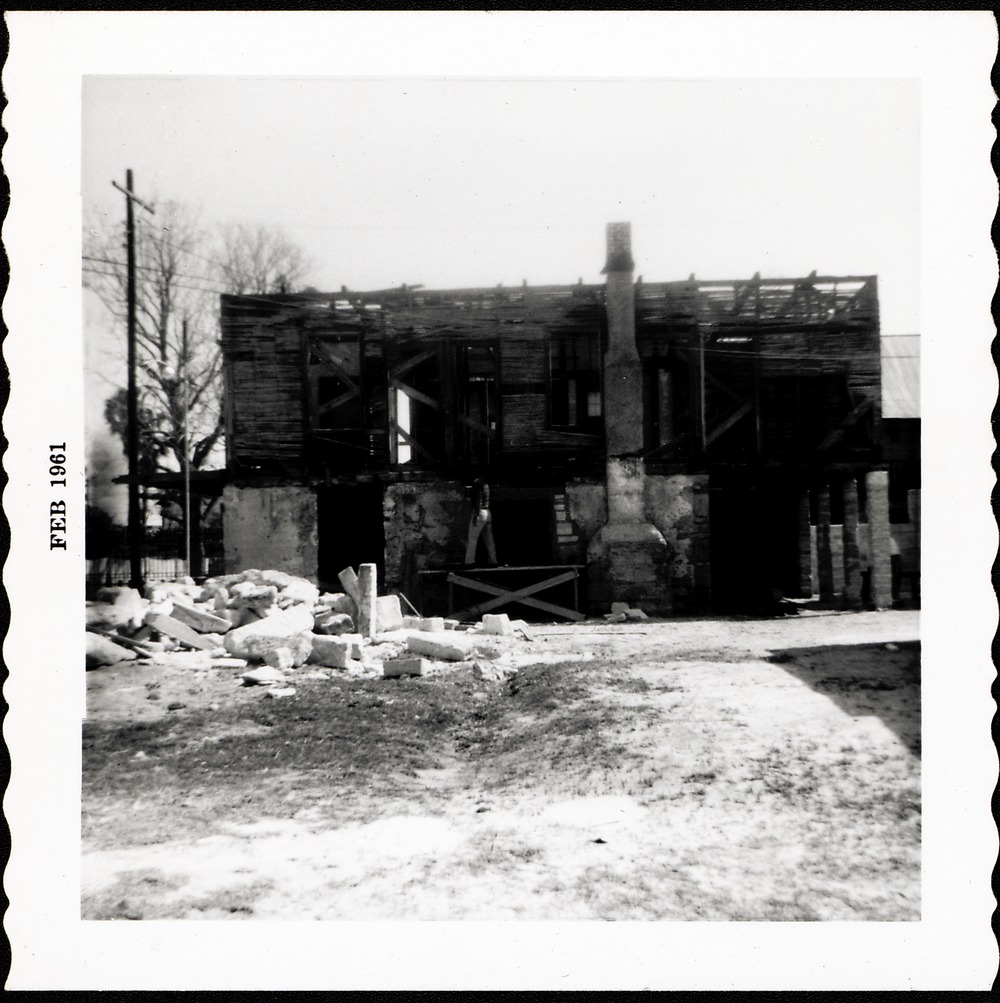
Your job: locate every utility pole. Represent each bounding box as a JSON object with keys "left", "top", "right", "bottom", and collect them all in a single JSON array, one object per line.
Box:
[
  {"left": 112, "top": 170, "right": 154, "bottom": 591},
  {"left": 181, "top": 316, "right": 191, "bottom": 579}
]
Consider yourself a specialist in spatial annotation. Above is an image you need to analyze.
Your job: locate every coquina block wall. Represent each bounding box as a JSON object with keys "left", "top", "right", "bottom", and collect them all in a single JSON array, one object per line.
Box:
[
  {"left": 221, "top": 484, "right": 319, "bottom": 580},
  {"left": 566, "top": 472, "right": 710, "bottom": 613}
]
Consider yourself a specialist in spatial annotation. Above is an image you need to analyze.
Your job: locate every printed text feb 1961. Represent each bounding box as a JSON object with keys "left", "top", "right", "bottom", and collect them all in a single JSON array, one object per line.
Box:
[{"left": 49, "top": 443, "right": 67, "bottom": 550}]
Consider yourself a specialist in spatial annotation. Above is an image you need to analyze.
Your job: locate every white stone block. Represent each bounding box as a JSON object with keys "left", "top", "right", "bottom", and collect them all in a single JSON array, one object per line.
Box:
[
  {"left": 170, "top": 600, "right": 232, "bottom": 634},
  {"left": 241, "top": 666, "right": 287, "bottom": 686},
  {"left": 86, "top": 632, "right": 138, "bottom": 668},
  {"left": 224, "top": 604, "right": 316, "bottom": 658},
  {"left": 338, "top": 567, "right": 360, "bottom": 603},
  {"left": 383, "top": 657, "right": 426, "bottom": 678},
  {"left": 376, "top": 594, "right": 404, "bottom": 632},
  {"left": 314, "top": 610, "right": 355, "bottom": 635},
  {"left": 309, "top": 635, "right": 362, "bottom": 670},
  {"left": 242, "top": 633, "right": 313, "bottom": 667},
  {"left": 407, "top": 632, "right": 474, "bottom": 662},
  {"left": 481, "top": 613, "right": 513, "bottom": 636},
  {"left": 420, "top": 617, "right": 446, "bottom": 632},
  {"left": 263, "top": 647, "right": 295, "bottom": 670},
  {"left": 227, "top": 583, "right": 279, "bottom": 609},
  {"left": 211, "top": 657, "right": 249, "bottom": 670},
  {"left": 278, "top": 578, "right": 321, "bottom": 606}
]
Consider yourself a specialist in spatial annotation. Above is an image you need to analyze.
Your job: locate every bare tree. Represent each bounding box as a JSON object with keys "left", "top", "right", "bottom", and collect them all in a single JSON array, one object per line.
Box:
[
  {"left": 85, "top": 201, "right": 313, "bottom": 489},
  {"left": 217, "top": 221, "right": 312, "bottom": 295},
  {"left": 85, "top": 203, "right": 313, "bottom": 573},
  {"left": 85, "top": 201, "right": 225, "bottom": 481}
]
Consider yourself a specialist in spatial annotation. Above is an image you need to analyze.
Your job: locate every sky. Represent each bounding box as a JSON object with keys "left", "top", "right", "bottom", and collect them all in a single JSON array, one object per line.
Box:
[
  {"left": 81, "top": 74, "right": 921, "bottom": 501},
  {"left": 83, "top": 76, "right": 920, "bottom": 320}
]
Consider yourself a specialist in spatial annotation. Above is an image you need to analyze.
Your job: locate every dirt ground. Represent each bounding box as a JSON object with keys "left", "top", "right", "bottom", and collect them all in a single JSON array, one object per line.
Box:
[{"left": 82, "top": 607, "right": 920, "bottom": 921}]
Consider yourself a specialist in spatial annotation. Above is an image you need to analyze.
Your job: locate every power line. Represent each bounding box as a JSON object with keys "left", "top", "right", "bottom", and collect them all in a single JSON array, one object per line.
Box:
[
  {"left": 83, "top": 266, "right": 229, "bottom": 296},
  {"left": 136, "top": 217, "right": 239, "bottom": 274},
  {"left": 83, "top": 254, "right": 227, "bottom": 288}
]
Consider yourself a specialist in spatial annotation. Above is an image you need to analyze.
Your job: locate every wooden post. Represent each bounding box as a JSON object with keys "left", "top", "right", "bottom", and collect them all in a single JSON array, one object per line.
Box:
[
  {"left": 816, "top": 484, "right": 834, "bottom": 603},
  {"left": 387, "top": 382, "right": 398, "bottom": 466},
  {"left": 695, "top": 332, "right": 706, "bottom": 455},
  {"left": 657, "top": 368, "right": 674, "bottom": 445},
  {"left": 441, "top": 341, "right": 456, "bottom": 471},
  {"left": 797, "top": 486, "right": 813, "bottom": 598},
  {"left": 841, "top": 477, "right": 862, "bottom": 609}
]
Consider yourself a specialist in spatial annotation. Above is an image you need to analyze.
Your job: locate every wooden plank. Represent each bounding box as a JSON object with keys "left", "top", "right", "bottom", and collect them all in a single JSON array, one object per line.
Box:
[
  {"left": 392, "top": 422, "right": 439, "bottom": 464},
  {"left": 817, "top": 398, "right": 874, "bottom": 451},
  {"left": 318, "top": 388, "right": 362, "bottom": 416},
  {"left": 705, "top": 398, "right": 754, "bottom": 447},
  {"left": 389, "top": 346, "right": 439, "bottom": 378},
  {"left": 389, "top": 378, "right": 440, "bottom": 411}
]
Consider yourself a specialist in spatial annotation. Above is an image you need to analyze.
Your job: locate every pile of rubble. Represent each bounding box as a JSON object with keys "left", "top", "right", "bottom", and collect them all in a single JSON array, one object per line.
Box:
[{"left": 86, "top": 564, "right": 532, "bottom": 692}]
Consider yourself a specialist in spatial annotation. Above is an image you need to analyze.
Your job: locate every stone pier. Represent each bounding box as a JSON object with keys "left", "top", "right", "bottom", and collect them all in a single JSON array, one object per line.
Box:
[
  {"left": 841, "top": 477, "right": 862, "bottom": 610},
  {"left": 816, "top": 484, "right": 834, "bottom": 604},
  {"left": 866, "top": 470, "right": 893, "bottom": 608}
]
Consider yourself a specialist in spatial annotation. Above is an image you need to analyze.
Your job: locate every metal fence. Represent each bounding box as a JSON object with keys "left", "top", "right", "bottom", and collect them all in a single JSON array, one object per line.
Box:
[
  {"left": 87, "top": 555, "right": 225, "bottom": 588},
  {"left": 86, "top": 524, "right": 224, "bottom": 588}
]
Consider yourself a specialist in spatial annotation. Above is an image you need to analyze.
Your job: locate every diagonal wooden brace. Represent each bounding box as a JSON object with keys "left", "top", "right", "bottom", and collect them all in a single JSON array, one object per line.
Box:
[{"left": 446, "top": 570, "right": 584, "bottom": 621}]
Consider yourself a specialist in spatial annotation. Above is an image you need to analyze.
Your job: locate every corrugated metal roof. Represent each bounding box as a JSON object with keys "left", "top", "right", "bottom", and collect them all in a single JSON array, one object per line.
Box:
[{"left": 881, "top": 334, "right": 919, "bottom": 419}]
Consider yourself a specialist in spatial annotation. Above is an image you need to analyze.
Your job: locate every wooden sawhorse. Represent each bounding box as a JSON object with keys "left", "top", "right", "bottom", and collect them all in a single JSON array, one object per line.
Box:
[{"left": 444, "top": 565, "right": 586, "bottom": 622}]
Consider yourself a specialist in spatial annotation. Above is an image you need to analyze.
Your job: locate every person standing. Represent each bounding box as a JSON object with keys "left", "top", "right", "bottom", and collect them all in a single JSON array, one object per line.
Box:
[{"left": 464, "top": 473, "right": 498, "bottom": 566}]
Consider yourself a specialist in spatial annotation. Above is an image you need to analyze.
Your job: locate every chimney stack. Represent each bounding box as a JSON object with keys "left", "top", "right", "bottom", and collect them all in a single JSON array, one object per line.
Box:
[
  {"left": 601, "top": 223, "right": 644, "bottom": 458},
  {"left": 586, "top": 222, "right": 671, "bottom": 614}
]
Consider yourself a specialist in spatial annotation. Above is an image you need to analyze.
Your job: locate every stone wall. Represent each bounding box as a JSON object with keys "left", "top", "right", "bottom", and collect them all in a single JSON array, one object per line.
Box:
[
  {"left": 382, "top": 481, "right": 467, "bottom": 591},
  {"left": 565, "top": 479, "right": 607, "bottom": 540},
  {"left": 567, "top": 473, "right": 711, "bottom": 614},
  {"left": 221, "top": 484, "right": 319, "bottom": 580},
  {"left": 645, "top": 473, "right": 712, "bottom": 613}
]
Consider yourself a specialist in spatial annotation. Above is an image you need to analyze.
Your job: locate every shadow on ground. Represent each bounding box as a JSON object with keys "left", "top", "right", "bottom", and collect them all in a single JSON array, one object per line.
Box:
[{"left": 767, "top": 640, "right": 920, "bottom": 756}]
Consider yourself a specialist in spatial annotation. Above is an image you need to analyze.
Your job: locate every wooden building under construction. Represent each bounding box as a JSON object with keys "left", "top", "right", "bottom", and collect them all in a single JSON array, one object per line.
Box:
[{"left": 218, "top": 222, "right": 915, "bottom": 617}]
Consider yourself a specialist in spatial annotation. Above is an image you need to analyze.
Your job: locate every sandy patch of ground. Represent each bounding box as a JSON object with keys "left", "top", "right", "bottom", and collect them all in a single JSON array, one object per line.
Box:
[{"left": 83, "top": 609, "right": 919, "bottom": 921}]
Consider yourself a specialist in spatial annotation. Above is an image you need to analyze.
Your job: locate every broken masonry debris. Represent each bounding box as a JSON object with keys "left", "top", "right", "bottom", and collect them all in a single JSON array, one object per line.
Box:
[
  {"left": 87, "top": 564, "right": 529, "bottom": 683},
  {"left": 314, "top": 610, "right": 355, "bottom": 635},
  {"left": 86, "top": 632, "right": 138, "bottom": 668},
  {"left": 263, "top": 647, "right": 297, "bottom": 670},
  {"left": 338, "top": 566, "right": 361, "bottom": 604},
  {"left": 376, "top": 594, "right": 404, "bottom": 633},
  {"left": 241, "top": 666, "right": 287, "bottom": 686},
  {"left": 227, "top": 582, "right": 279, "bottom": 610},
  {"left": 169, "top": 600, "right": 232, "bottom": 634},
  {"left": 406, "top": 631, "right": 474, "bottom": 662},
  {"left": 309, "top": 635, "right": 360, "bottom": 670},
  {"left": 230, "top": 631, "right": 313, "bottom": 668},
  {"left": 383, "top": 656, "right": 427, "bottom": 678},
  {"left": 144, "top": 612, "right": 219, "bottom": 651}
]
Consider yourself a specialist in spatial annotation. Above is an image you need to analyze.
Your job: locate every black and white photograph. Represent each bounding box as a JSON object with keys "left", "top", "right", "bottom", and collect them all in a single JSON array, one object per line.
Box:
[{"left": 3, "top": 10, "right": 996, "bottom": 991}]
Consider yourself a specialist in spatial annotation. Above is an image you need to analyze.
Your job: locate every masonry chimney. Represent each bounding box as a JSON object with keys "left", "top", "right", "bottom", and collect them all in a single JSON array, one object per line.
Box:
[
  {"left": 586, "top": 222, "right": 671, "bottom": 614},
  {"left": 602, "top": 222, "right": 644, "bottom": 459}
]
